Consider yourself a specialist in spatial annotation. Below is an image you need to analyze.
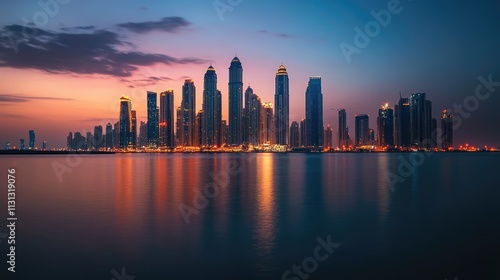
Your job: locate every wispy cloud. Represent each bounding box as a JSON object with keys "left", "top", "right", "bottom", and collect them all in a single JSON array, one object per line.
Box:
[
  {"left": 117, "top": 17, "right": 191, "bottom": 34},
  {"left": 259, "top": 29, "right": 293, "bottom": 38},
  {"left": 0, "top": 24, "right": 207, "bottom": 77},
  {"left": 0, "top": 94, "right": 74, "bottom": 103}
]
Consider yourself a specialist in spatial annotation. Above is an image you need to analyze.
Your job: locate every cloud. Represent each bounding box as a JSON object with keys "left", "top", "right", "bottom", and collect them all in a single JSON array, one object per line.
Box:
[
  {"left": 0, "top": 94, "right": 74, "bottom": 103},
  {"left": 0, "top": 24, "right": 206, "bottom": 77},
  {"left": 61, "top": 25, "right": 95, "bottom": 32},
  {"left": 259, "top": 29, "right": 292, "bottom": 38},
  {"left": 117, "top": 17, "right": 191, "bottom": 33}
]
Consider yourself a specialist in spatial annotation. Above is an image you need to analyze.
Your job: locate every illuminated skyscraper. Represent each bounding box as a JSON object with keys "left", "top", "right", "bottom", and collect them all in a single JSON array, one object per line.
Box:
[
  {"left": 290, "top": 121, "right": 300, "bottom": 148},
  {"left": 395, "top": 96, "right": 411, "bottom": 148},
  {"left": 176, "top": 106, "right": 182, "bottom": 146},
  {"left": 300, "top": 119, "right": 306, "bottom": 147},
  {"left": 147, "top": 91, "right": 159, "bottom": 147},
  {"left": 355, "top": 114, "right": 370, "bottom": 146},
  {"left": 262, "top": 102, "right": 274, "bottom": 144},
  {"left": 441, "top": 110, "right": 454, "bottom": 150},
  {"left": 228, "top": 57, "right": 243, "bottom": 145},
  {"left": 119, "top": 96, "right": 132, "bottom": 148},
  {"left": 159, "top": 90, "right": 175, "bottom": 148},
  {"left": 105, "top": 123, "right": 113, "bottom": 149},
  {"left": 202, "top": 65, "right": 222, "bottom": 147},
  {"left": 181, "top": 79, "right": 196, "bottom": 146},
  {"left": 275, "top": 65, "right": 289, "bottom": 145},
  {"left": 29, "top": 130, "right": 35, "bottom": 149},
  {"left": 305, "top": 76, "right": 324, "bottom": 147},
  {"left": 131, "top": 110, "right": 137, "bottom": 147},
  {"left": 139, "top": 121, "right": 147, "bottom": 147},
  {"left": 338, "top": 109, "right": 348, "bottom": 149},
  {"left": 247, "top": 87, "right": 262, "bottom": 146},
  {"left": 324, "top": 125, "right": 333, "bottom": 150},
  {"left": 94, "top": 125, "right": 103, "bottom": 149},
  {"left": 377, "top": 103, "right": 394, "bottom": 146}
]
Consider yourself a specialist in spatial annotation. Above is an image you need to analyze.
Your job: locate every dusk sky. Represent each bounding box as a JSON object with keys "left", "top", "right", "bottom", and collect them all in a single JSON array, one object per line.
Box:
[{"left": 1, "top": 0, "right": 499, "bottom": 148}]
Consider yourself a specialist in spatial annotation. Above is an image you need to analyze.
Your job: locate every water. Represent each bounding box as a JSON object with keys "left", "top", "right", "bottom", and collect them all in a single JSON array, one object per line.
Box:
[{"left": 1, "top": 153, "right": 499, "bottom": 279}]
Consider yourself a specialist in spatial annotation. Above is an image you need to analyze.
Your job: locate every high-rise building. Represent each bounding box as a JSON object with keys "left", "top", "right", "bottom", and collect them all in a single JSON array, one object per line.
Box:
[
  {"left": 275, "top": 65, "right": 289, "bottom": 145},
  {"left": 300, "top": 119, "right": 306, "bottom": 147},
  {"left": 410, "top": 93, "right": 432, "bottom": 148},
  {"left": 355, "top": 114, "right": 370, "bottom": 146},
  {"left": 181, "top": 79, "right": 196, "bottom": 146},
  {"left": 105, "top": 123, "right": 113, "bottom": 149},
  {"left": 377, "top": 103, "right": 394, "bottom": 147},
  {"left": 262, "top": 102, "right": 274, "bottom": 144},
  {"left": 147, "top": 91, "right": 159, "bottom": 147},
  {"left": 196, "top": 110, "right": 204, "bottom": 147},
  {"left": 67, "top": 132, "right": 73, "bottom": 150},
  {"left": 176, "top": 106, "right": 183, "bottom": 146},
  {"left": 113, "top": 122, "right": 119, "bottom": 148},
  {"left": 139, "top": 121, "right": 147, "bottom": 147},
  {"left": 228, "top": 57, "right": 243, "bottom": 145},
  {"left": 324, "top": 125, "right": 333, "bottom": 150},
  {"left": 221, "top": 120, "right": 228, "bottom": 146},
  {"left": 305, "top": 76, "right": 324, "bottom": 147},
  {"left": 20, "top": 139, "right": 25, "bottom": 150},
  {"left": 431, "top": 117, "right": 437, "bottom": 149},
  {"left": 86, "top": 132, "right": 93, "bottom": 150},
  {"left": 290, "top": 121, "right": 300, "bottom": 148},
  {"left": 202, "top": 65, "right": 222, "bottom": 147},
  {"left": 42, "top": 141, "right": 46, "bottom": 151},
  {"left": 119, "top": 96, "right": 132, "bottom": 149},
  {"left": 94, "top": 125, "right": 103, "bottom": 149},
  {"left": 441, "top": 110, "right": 453, "bottom": 150},
  {"left": 29, "top": 130, "right": 35, "bottom": 149},
  {"left": 394, "top": 96, "right": 411, "bottom": 148},
  {"left": 131, "top": 110, "right": 137, "bottom": 148},
  {"left": 247, "top": 87, "right": 262, "bottom": 146},
  {"left": 159, "top": 90, "right": 175, "bottom": 148},
  {"left": 338, "top": 109, "right": 348, "bottom": 150}
]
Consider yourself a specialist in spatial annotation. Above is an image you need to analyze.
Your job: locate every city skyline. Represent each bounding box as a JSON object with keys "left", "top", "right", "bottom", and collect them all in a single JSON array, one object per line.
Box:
[{"left": 1, "top": 1, "right": 499, "bottom": 148}]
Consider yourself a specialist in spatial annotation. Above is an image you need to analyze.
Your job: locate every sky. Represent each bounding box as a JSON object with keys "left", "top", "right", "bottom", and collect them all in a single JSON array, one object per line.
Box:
[{"left": 0, "top": 0, "right": 499, "bottom": 148}]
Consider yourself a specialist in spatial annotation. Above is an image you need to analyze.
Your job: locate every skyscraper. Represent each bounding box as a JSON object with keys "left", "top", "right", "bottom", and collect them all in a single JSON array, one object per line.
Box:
[
  {"left": 131, "top": 110, "right": 137, "bottom": 148},
  {"left": 262, "top": 102, "right": 274, "bottom": 144},
  {"left": 139, "top": 121, "right": 147, "bottom": 147},
  {"left": 113, "top": 122, "right": 119, "bottom": 148},
  {"left": 275, "top": 65, "right": 289, "bottom": 145},
  {"left": 243, "top": 86, "right": 253, "bottom": 144},
  {"left": 105, "top": 123, "right": 113, "bottom": 149},
  {"left": 338, "top": 109, "right": 348, "bottom": 150},
  {"left": 431, "top": 117, "right": 437, "bottom": 149},
  {"left": 119, "top": 96, "right": 132, "bottom": 149},
  {"left": 181, "top": 79, "right": 196, "bottom": 146},
  {"left": 324, "top": 125, "right": 333, "bottom": 150},
  {"left": 147, "top": 91, "right": 159, "bottom": 147},
  {"left": 202, "top": 65, "right": 222, "bottom": 147},
  {"left": 290, "top": 121, "right": 300, "bottom": 148},
  {"left": 300, "top": 119, "right": 306, "bottom": 147},
  {"left": 29, "top": 130, "right": 35, "bottom": 149},
  {"left": 441, "top": 110, "right": 454, "bottom": 150},
  {"left": 355, "top": 114, "right": 370, "bottom": 146},
  {"left": 394, "top": 96, "right": 411, "bottom": 148},
  {"left": 247, "top": 87, "right": 262, "bottom": 146},
  {"left": 377, "top": 103, "right": 394, "bottom": 147},
  {"left": 305, "top": 76, "right": 324, "bottom": 147},
  {"left": 20, "top": 139, "right": 25, "bottom": 150},
  {"left": 410, "top": 93, "right": 432, "bottom": 148},
  {"left": 176, "top": 106, "right": 182, "bottom": 146},
  {"left": 159, "top": 90, "right": 175, "bottom": 148},
  {"left": 86, "top": 132, "right": 93, "bottom": 150},
  {"left": 94, "top": 125, "right": 103, "bottom": 149},
  {"left": 228, "top": 57, "right": 243, "bottom": 145}
]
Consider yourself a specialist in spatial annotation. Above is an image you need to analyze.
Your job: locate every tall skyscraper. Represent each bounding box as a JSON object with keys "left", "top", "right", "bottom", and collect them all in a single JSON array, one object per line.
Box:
[
  {"left": 94, "top": 125, "right": 103, "bottom": 149},
  {"left": 131, "top": 110, "right": 137, "bottom": 148},
  {"left": 139, "top": 121, "right": 147, "bottom": 147},
  {"left": 377, "top": 103, "right": 394, "bottom": 147},
  {"left": 355, "top": 114, "right": 370, "bottom": 146},
  {"left": 181, "top": 79, "right": 196, "bottom": 146},
  {"left": 261, "top": 102, "right": 274, "bottom": 144},
  {"left": 275, "top": 65, "right": 289, "bottom": 145},
  {"left": 105, "top": 123, "right": 113, "bottom": 149},
  {"left": 394, "top": 96, "right": 411, "bottom": 148},
  {"left": 338, "top": 109, "right": 348, "bottom": 150},
  {"left": 290, "top": 121, "right": 300, "bottom": 148},
  {"left": 113, "top": 122, "right": 119, "bottom": 148},
  {"left": 441, "top": 110, "right": 453, "bottom": 150},
  {"left": 67, "top": 132, "right": 73, "bottom": 150},
  {"left": 196, "top": 110, "right": 204, "bottom": 147},
  {"left": 243, "top": 86, "right": 253, "bottom": 144},
  {"left": 305, "top": 76, "right": 324, "bottom": 147},
  {"left": 202, "top": 65, "right": 222, "bottom": 147},
  {"left": 147, "top": 91, "right": 159, "bottom": 147},
  {"left": 119, "top": 96, "right": 132, "bottom": 149},
  {"left": 176, "top": 106, "right": 183, "bottom": 146},
  {"left": 324, "top": 125, "right": 333, "bottom": 150},
  {"left": 228, "top": 57, "right": 243, "bottom": 145},
  {"left": 86, "top": 132, "right": 93, "bottom": 150},
  {"left": 29, "top": 130, "right": 35, "bottom": 149},
  {"left": 431, "top": 117, "right": 437, "bottom": 149},
  {"left": 410, "top": 93, "right": 432, "bottom": 148},
  {"left": 247, "top": 87, "right": 262, "bottom": 146},
  {"left": 300, "top": 119, "right": 306, "bottom": 147},
  {"left": 159, "top": 90, "right": 175, "bottom": 148}
]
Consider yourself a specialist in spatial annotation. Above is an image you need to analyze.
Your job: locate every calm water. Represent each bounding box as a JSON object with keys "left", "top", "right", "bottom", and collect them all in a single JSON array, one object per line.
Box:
[{"left": 1, "top": 153, "right": 500, "bottom": 279}]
